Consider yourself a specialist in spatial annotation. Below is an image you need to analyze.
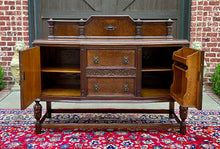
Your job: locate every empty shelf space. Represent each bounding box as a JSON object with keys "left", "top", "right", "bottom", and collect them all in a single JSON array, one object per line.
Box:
[
  {"left": 142, "top": 67, "right": 172, "bottom": 72},
  {"left": 141, "top": 88, "right": 170, "bottom": 97},
  {"left": 42, "top": 88, "right": 81, "bottom": 96},
  {"left": 41, "top": 67, "right": 80, "bottom": 73}
]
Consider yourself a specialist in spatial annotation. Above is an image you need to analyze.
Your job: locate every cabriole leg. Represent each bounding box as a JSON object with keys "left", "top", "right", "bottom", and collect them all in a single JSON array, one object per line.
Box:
[
  {"left": 180, "top": 105, "right": 188, "bottom": 135},
  {"left": 34, "top": 99, "right": 42, "bottom": 134},
  {"left": 169, "top": 100, "right": 175, "bottom": 118},
  {"left": 46, "top": 101, "right": 52, "bottom": 118}
]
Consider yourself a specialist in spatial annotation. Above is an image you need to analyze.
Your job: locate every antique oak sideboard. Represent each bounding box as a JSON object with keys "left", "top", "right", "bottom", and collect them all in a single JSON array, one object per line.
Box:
[{"left": 19, "top": 16, "right": 204, "bottom": 134}]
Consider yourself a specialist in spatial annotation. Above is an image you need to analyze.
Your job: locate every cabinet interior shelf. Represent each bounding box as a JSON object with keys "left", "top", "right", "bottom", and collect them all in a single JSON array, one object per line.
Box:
[
  {"left": 141, "top": 88, "right": 170, "bottom": 97},
  {"left": 41, "top": 67, "right": 81, "bottom": 73},
  {"left": 42, "top": 88, "right": 170, "bottom": 97},
  {"left": 142, "top": 67, "right": 172, "bottom": 72},
  {"left": 42, "top": 88, "right": 81, "bottom": 96}
]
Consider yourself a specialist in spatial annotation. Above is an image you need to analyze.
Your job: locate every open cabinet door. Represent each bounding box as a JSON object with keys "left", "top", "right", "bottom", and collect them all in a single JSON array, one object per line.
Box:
[
  {"left": 19, "top": 47, "right": 41, "bottom": 110},
  {"left": 170, "top": 47, "right": 204, "bottom": 110}
]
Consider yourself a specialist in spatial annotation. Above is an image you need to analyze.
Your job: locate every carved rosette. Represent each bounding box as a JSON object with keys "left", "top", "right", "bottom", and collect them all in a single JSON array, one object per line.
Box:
[{"left": 86, "top": 69, "right": 136, "bottom": 77}]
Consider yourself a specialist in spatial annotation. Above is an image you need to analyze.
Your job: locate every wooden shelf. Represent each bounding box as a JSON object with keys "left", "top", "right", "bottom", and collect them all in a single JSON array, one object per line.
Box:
[
  {"left": 142, "top": 67, "right": 172, "bottom": 72},
  {"left": 41, "top": 67, "right": 80, "bottom": 73},
  {"left": 141, "top": 88, "right": 170, "bottom": 97},
  {"left": 42, "top": 88, "right": 81, "bottom": 96}
]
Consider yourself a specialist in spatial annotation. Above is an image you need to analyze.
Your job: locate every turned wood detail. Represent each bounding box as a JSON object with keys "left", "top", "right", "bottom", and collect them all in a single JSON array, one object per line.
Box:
[
  {"left": 48, "top": 18, "right": 55, "bottom": 37},
  {"left": 34, "top": 99, "right": 42, "bottom": 134},
  {"left": 135, "top": 19, "right": 143, "bottom": 36},
  {"left": 169, "top": 101, "right": 175, "bottom": 118},
  {"left": 179, "top": 105, "right": 188, "bottom": 135},
  {"left": 46, "top": 101, "right": 51, "bottom": 118},
  {"left": 166, "top": 19, "right": 173, "bottom": 38}
]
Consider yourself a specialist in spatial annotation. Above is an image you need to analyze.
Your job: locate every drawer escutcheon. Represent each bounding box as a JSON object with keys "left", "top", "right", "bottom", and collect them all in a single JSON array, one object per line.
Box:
[
  {"left": 93, "top": 56, "right": 99, "bottom": 64},
  {"left": 123, "top": 56, "right": 129, "bottom": 64}
]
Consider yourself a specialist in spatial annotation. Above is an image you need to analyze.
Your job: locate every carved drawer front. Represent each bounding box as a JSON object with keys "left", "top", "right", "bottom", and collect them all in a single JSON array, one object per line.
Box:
[
  {"left": 87, "top": 78, "right": 135, "bottom": 96},
  {"left": 87, "top": 49, "right": 135, "bottom": 67}
]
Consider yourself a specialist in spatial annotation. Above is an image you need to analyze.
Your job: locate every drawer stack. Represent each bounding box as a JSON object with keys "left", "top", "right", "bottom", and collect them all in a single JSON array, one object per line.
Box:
[{"left": 86, "top": 48, "right": 137, "bottom": 96}]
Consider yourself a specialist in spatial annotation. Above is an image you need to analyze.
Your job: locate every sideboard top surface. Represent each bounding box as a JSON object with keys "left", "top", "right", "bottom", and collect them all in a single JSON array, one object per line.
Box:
[{"left": 33, "top": 38, "right": 189, "bottom": 47}]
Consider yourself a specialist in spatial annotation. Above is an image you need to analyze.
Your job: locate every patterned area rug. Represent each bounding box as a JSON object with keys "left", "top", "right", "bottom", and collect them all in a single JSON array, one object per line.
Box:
[{"left": 0, "top": 109, "right": 219, "bottom": 148}]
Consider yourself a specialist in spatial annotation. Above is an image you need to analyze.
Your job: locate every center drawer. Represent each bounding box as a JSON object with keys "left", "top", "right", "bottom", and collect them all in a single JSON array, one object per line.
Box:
[
  {"left": 87, "top": 78, "right": 135, "bottom": 96},
  {"left": 87, "top": 49, "right": 135, "bottom": 67}
]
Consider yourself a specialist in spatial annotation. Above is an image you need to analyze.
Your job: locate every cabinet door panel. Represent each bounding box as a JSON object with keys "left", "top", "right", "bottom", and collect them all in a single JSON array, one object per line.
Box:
[
  {"left": 19, "top": 47, "right": 41, "bottom": 110},
  {"left": 170, "top": 47, "right": 204, "bottom": 109}
]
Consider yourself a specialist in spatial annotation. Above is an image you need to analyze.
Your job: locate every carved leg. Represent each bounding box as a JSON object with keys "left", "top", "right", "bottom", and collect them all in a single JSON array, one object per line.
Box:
[
  {"left": 34, "top": 99, "right": 42, "bottom": 134},
  {"left": 46, "top": 101, "right": 52, "bottom": 118},
  {"left": 179, "top": 105, "right": 188, "bottom": 135},
  {"left": 169, "top": 100, "right": 175, "bottom": 118}
]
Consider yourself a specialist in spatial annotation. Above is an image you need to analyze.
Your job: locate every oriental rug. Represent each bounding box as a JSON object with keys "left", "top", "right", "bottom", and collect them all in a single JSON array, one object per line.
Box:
[{"left": 0, "top": 109, "right": 219, "bottom": 148}]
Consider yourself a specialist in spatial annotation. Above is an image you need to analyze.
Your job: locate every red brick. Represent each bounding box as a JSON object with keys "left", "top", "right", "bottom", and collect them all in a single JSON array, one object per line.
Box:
[
  {"left": 23, "top": 17, "right": 28, "bottom": 21},
  {"left": 207, "top": 43, "right": 217, "bottom": 47},
  {"left": 206, "top": 53, "right": 216, "bottom": 57},
  {"left": 213, "top": 17, "right": 220, "bottom": 21},
  {"left": 0, "top": 62, "right": 7, "bottom": 66},
  {"left": 204, "top": 6, "right": 212, "bottom": 11},
  {"left": 2, "top": 57, "right": 12, "bottom": 61},
  {"left": 207, "top": 33, "right": 217, "bottom": 37},
  {"left": 1, "top": 37, "right": 12, "bottom": 41},
  {"left": 217, "top": 53, "right": 220, "bottom": 57},
  {"left": 4, "top": 1, "right": 15, "bottom": 5},
  {"left": 16, "top": 6, "right": 21, "bottom": 10},
  {"left": 16, "top": 1, "right": 21, "bottom": 5},
  {"left": 203, "top": 1, "right": 208, "bottom": 5},
  {"left": 10, "top": 6, "right": 15, "bottom": 10},
  {"left": 203, "top": 48, "right": 211, "bottom": 52},
  {"left": 198, "top": 6, "right": 203, "bottom": 10},
  {"left": 210, "top": 58, "right": 220, "bottom": 62},
  {"left": 209, "top": 1, "right": 219, "bottom": 5},
  {"left": 0, "top": 42, "right": 6, "bottom": 46},
  {"left": 0, "top": 22, "right": 5, "bottom": 26},
  {"left": 7, "top": 52, "right": 14, "bottom": 56},
  {"left": 5, "top": 11, "right": 16, "bottom": 15},
  {"left": 205, "top": 58, "right": 210, "bottom": 62},
  {"left": 203, "top": 27, "right": 211, "bottom": 32},
  {"left": 0, "top": 6, "right": 9, "bottom": 10},
  {"left": 211, "top": 48, "right": 220, "bottom": 52},
  {"left": 7, "top": 42, "right": 15, "bottom": 46},
  {"left": 0, "top": 16, "right": 10, "bottom": 20},
  {"left": 22, "top": 1, "right": 28, "bottom": 5}
]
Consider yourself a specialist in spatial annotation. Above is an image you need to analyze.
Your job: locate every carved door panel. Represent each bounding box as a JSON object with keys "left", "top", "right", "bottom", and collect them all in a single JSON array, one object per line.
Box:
[{"left": 19, "top": 47, "right": 41, "bottom": 110}]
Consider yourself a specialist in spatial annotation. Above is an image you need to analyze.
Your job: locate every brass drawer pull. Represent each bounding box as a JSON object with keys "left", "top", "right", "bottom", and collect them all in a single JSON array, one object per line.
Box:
[
  {"left": 94, "top": 84, "right": 99, "bottom": 92},
  {"left": 123, "top": 56, "right": 129, "bottom": 64},
  {"left": 93, "top": 56, "right": 99, "bottom": 64},
  {"left": 123, "top": 84, "right": 129, "bottom": 92}
]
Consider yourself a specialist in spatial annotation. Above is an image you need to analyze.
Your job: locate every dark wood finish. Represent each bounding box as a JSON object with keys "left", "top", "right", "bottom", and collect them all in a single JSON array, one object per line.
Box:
[
  {"left": 47, "top": 16, "right": 173, "bottom": 39},
  {"left": 87, "top": 78, "right": 135, "bottom": 96},
  {"left": 179, "top": 106, "right": 188, "bottom": 135},
  {"left": 34, "top": 99, "right": 42, "bottom": 134},
  {"left": 19, "top": 16, "right": 204, "bottom": 134},
  {"left": 87, "top": 48, "right": 135, "bottom": 67}
]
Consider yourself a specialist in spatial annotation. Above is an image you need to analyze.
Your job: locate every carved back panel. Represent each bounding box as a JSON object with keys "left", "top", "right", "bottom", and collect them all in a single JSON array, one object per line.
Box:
[{"left": 34, "top": 0, "right": 191, "bottom": 40}]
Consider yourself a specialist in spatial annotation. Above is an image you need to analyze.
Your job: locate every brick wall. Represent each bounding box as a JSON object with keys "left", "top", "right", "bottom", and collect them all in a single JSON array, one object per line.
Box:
[
  {"left": 0, "top": 0, "right": 29, "bottom": 88},
  {"left": 190, "top": 0, "right": 220, "bottom": 86},
  {"left": 0, "top": 0, "right": 219, "bottom": 87}
]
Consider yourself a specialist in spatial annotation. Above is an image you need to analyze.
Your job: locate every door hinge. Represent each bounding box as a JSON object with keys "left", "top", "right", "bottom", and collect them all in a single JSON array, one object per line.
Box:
[{"left": 22, "top": 72, "right": 25, "bottom": 81}]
